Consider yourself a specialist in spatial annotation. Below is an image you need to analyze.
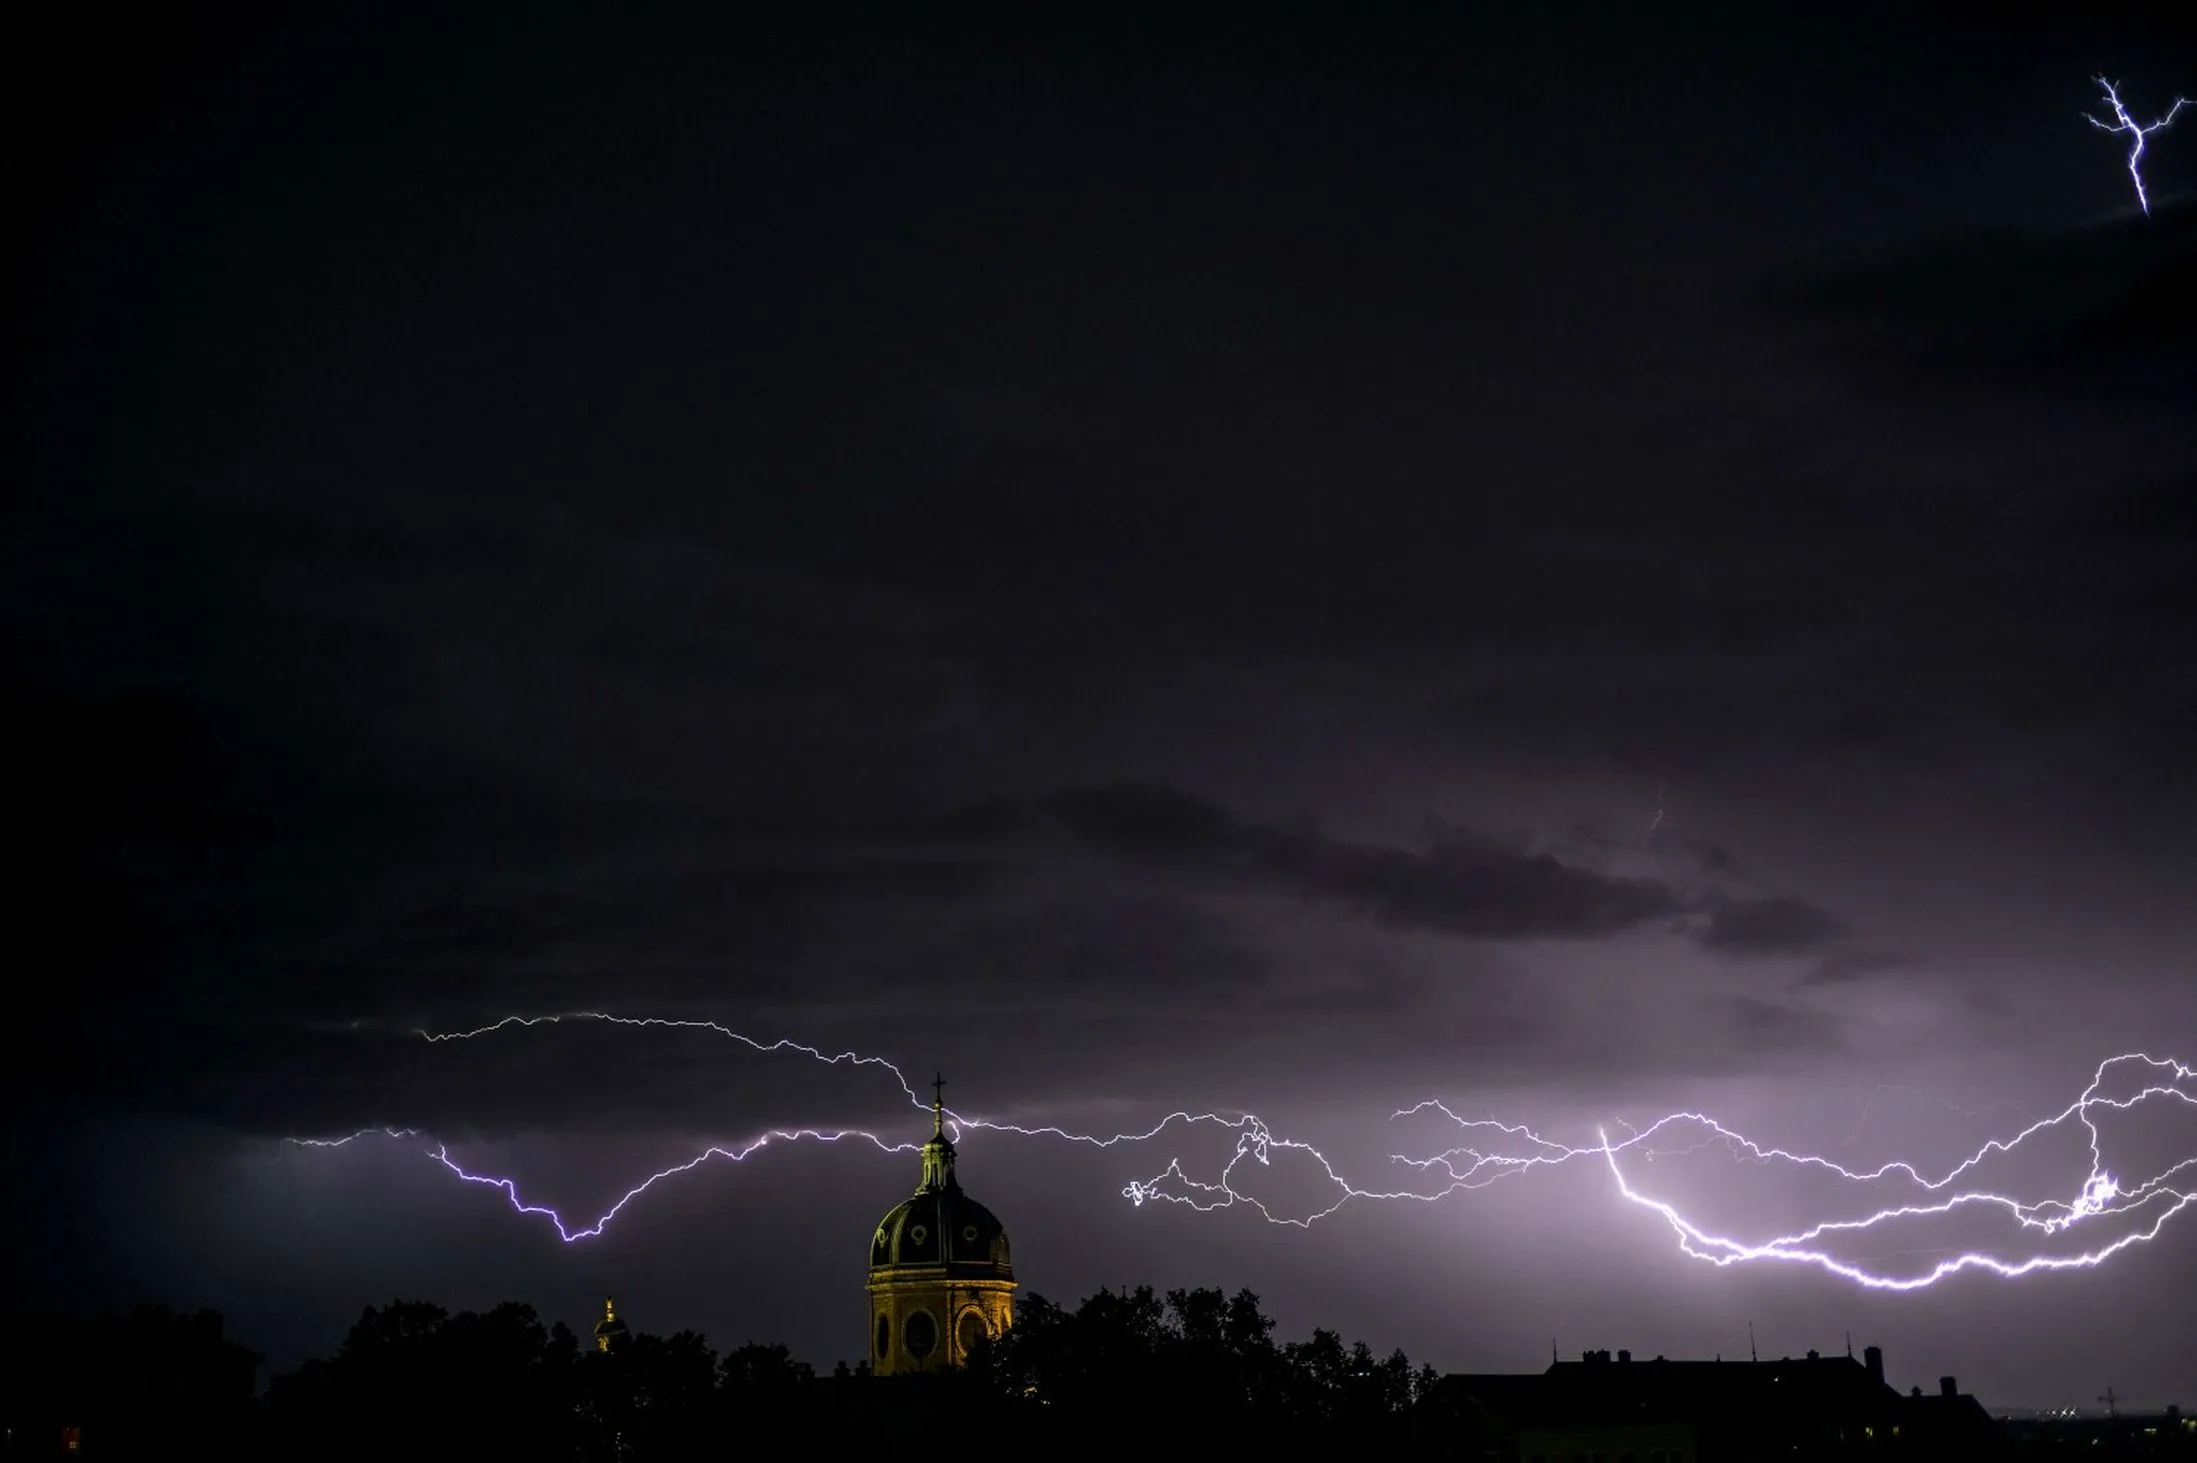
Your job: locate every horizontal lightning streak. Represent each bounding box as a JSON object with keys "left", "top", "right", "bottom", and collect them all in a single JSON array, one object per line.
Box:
[
  {"left": 290, "top": 1013, "right": 2197, "bottom": 1289},
  {"left": 433, "top": 1130, "right": 922, "bottom": 1242}
]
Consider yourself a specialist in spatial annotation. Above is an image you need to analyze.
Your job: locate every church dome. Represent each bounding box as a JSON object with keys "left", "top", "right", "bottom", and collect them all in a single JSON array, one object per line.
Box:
[
  {"left": 871, "top": 1181, "right": 1014, "bottom": 1274},
  {"left": 592, "top": 1297, "right": 630, "bottom": 1353},
  {"left": 865, "top": 1077, "right": 1019, "bottom": 1375},
  {"left": 867, "top": 1088, "right": 1014, "bottom": 1279}
]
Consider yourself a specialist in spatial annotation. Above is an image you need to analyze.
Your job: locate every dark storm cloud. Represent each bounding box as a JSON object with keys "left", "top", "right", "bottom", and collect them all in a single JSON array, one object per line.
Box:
[
  {"left": 1722, "top": 208, "right": 2197, "bottom": 810},
  {"left": 918, "top": 781, "right": 1869, "bottom": 965},
  {"left": 934, "top": 781, "right": 1682, "bottom": 940},
  {"left": 1721, "top": 994, "right": 1846, "bottom": 1055},
  {"left": 1350, "top": 204, "right": 2197, "bottom": 833},
  {"left": 1695, "top": 893, "right": 1851, "bottom": 958},
  {"left": 1799, "top": 947, "right": 1913, "bottom": 988},
  {"left": 6, "top": 680, "right": 1886, "bottom": 1136},
  {"left": 1765, "top": 203, "right": 2197, "bottom": 401}
]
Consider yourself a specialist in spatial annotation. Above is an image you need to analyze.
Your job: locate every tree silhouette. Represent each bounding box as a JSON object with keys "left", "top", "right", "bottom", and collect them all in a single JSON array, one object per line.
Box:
[
  {"left": 577, "top": 1328, "right": 719, "bottom": 1460},
  {"left": 720, "top": 1340, "right": 811, "bottom": 1393},
  {"left": 265, "top": 1301, "right": 579, "bottom": 1460},
  {"left": 963, "top": 1284, "right": 1439, "bottom": 1448},
  {"left": 202, "top": 1285, "right": 1447, "bottom": 1457}
]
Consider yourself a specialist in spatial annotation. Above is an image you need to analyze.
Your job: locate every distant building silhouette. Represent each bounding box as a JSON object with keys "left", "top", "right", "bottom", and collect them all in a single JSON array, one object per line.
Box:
[
  {"left": 593, "top": 1296, "right": 630, "bottom": 1353},
  {"left": 865, "top": 1074, "right": 1017, "bottom": 1374},
  {"left": 1435, "top": 1342, "right": 2008, "bottom": 1462}
]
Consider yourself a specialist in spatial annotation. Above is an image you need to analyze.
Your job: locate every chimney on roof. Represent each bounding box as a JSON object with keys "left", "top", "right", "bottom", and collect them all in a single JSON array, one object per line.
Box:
[
  {"left": 1807, "top": 1349, "right": 1820, "bottom": 1361},
  {"left": 1618, "top": 1350, "right": 1631, "bottom": 1363},
  {"left": 1863, "top": 1345, "right": 1884, "bottom": 1386},
  {"left": 1940, "top": 1376, "right": 1957, "bottom": 1398}
]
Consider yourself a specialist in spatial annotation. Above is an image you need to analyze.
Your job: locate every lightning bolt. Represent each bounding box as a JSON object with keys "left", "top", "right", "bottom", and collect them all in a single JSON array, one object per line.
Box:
[
  {"left": 287, "top": 1125, "right": 423, "bottom": 1148},
  {"left": 293, "top": 1013, "right": 2197, "bottom": 1290},
  {"left": 432, "top": 1128, "right": 925, "bottom": 1242},
  {"left": 2087, "top": 76, "right": 2189, "bottom": 217}
]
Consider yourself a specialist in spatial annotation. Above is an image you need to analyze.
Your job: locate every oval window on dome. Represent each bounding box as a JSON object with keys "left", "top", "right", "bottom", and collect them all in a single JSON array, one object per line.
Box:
[
  {"left": 908, "top": 1224, "right": 928, "bottom": 1245},
  {"left": 904, "top": 1310, "right": 937, "bottom": 1360},
  {"left": 962, "top": 1224, "right": 979, "bottom": 1243}
]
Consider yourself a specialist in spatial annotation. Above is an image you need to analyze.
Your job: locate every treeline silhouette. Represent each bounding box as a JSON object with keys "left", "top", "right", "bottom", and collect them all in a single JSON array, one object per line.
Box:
[
  {"left": 265, "top": 1287, "right": 1442, "bottom": 1456},
  {"left": 7, "top": 1288, "right": 1443, "bottom": 1459},
  {"left": 27, "top": 1294, "right": 2182, "bottom": 1460},
  {"left": 969, "top": 1283, "right": 1442, "bottom": 1443}
]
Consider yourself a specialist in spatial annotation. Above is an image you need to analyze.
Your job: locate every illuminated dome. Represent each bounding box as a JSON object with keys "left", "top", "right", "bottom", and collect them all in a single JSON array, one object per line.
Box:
[
  {"left": 593, "top": 1297, "right": 629, "bottom": 1353},
  {"left": 864, "top": 1077, "right": 1018, "bottom": 1374},
  {"left": 869, "top": 1118, "right": 1014, "bottom": 1277}
]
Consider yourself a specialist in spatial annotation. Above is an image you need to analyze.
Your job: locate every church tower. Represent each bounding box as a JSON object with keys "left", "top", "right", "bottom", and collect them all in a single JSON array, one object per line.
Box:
[
  {"left": 865, "top": 1076, "right": 1016, "bottom": 1375},
  {"left": 593, "top": 1297, "right": 630, "bottom": 1353}
]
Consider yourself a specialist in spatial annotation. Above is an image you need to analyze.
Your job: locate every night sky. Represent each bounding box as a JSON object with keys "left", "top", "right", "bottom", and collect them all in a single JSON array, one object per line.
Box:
[{"left": 7, "top": 2, "right": 2197, "bottom": 1411}]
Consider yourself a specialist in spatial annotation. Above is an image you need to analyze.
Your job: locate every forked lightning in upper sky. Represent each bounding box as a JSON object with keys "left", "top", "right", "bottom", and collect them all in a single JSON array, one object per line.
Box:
[{"left": 2087, "top": 75, "right": 2189, "bottom": 215}]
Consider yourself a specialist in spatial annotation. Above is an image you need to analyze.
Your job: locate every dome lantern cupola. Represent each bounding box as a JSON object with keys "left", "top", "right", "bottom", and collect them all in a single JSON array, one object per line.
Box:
[{"left": 917, "top": 1074, "right": 959, "bottom": 1193}]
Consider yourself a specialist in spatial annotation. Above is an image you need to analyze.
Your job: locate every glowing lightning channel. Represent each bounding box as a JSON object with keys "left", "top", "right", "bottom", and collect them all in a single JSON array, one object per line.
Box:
[
  {"left": 2087, "top": 75, "right": 2189, "bottom": 217},
  {"left": 337, "top": 1011, "right": 1271, "bottom": 1241},
  {"left": 433, "top": 1129, "right": 923, "bottom": 1242},
  {"left": 295, "top": 1014, "right": 2197, "bottom": 1291},
  {"left": 287, "top": 1125, "right": 422, "bottom": 1148}
]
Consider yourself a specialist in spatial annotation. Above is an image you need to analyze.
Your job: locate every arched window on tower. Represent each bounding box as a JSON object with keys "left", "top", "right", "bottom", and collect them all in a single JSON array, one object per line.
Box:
[
  {"left": 875, "top": 1314, "right": 890, "bottom": 1363},
  {"left": 957, "top": 1310, "right": 988, "bottom": 1357}
]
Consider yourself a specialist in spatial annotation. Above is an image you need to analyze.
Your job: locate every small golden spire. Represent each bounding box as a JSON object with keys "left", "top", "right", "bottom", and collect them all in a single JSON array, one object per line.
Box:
[
  {"left": 604, "top": 1296, "right": 616, "bottom": 1321},
  {"left": 931, "top": 1073, "right": 946, "bottom": 1139}
]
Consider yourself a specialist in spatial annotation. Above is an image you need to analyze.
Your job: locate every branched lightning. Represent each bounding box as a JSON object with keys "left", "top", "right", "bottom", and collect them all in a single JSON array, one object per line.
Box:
[
  {"left": 293, "top": 1013, "right": 2197, "bottom": 1290},
  {"left": 288, "top": 1125, "right": 423, "bottom": 1148},
  {"left": 2088, "top": 76, "right": 2189, "bottom": 217},
  {"left": 433, "top": 1129, "right": 924, "bottom": 1242}
]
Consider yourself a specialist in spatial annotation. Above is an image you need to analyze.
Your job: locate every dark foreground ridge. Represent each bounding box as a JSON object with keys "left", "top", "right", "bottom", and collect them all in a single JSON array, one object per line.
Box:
[{"left": 7, "top": 1296, "right": 2194, "bottom": 1460}]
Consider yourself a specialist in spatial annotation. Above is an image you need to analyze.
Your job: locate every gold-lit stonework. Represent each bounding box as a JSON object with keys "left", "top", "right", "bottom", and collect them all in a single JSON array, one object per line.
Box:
[
  {"left": 594, "top": 1296, "right": 630, "bottom": 1353},
  {"left": 865, "top": 1076, "right": 1016, "bottom": 1374}
]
